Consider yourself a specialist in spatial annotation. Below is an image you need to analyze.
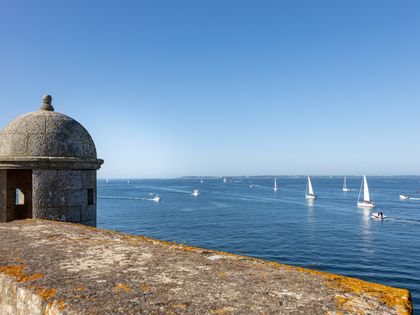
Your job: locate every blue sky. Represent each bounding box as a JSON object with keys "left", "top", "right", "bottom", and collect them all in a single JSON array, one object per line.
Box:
[{"left": 1, "top": 0, "right": 419, "bottom": 177}]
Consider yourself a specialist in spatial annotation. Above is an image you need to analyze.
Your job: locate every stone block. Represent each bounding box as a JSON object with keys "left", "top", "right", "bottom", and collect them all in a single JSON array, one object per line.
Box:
[
  {"left": 33, "top": 170, "right": 83, "bottom": 191},
  {"left": 0, "top": 133, "right": 28, "bottom": 157},
  {"left": 64, "top": 189, "right": 86, "bottom": 207},
  {"left": 33, "top": 207, "right": 62, "bottom": 221},
  {"left": 61, "top": 206, "right": 81, "bottom": 223},
  {"left": 80, "top": 205, "right": 96, "bottom": 222},
  {"left": 82, "top": 170, "right": 96, "bottom": 188},
  {"left": 32, "top": 187, "right": 62, "bottom": 208}
]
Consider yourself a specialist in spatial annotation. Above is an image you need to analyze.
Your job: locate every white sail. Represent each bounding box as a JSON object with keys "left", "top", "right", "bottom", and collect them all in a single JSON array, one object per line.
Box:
[
  {"left": 307, "top": 176, "right": 314, "bottom": 195},
  {"left": 363, "top": 174, "right": 371, "bottom": 202},
  {"left": 274, "top": 177, "right": 279, "bottom": 191}
]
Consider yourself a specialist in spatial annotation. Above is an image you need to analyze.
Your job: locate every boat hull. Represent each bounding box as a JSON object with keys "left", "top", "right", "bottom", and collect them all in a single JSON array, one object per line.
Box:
[
  {"left": 342, "top": 188, "right": 351, "bottom": 192},
  {"left": 372, "top": 213, "right": 386, "bottom": 219},
  {"left": 305, "top": 194, "right": 316, "bottom": 200},
  {"left": 399, "top": 194, "right": 409, "bottom": 200},
  {"left": 357, "top": 201, "right": 376, "bottom": 208}
]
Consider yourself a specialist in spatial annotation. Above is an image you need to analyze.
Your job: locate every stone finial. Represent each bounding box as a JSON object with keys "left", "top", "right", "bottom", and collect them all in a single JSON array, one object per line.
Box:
[{"left": 40, "top": 95, "right": 54, "bottom": 111}]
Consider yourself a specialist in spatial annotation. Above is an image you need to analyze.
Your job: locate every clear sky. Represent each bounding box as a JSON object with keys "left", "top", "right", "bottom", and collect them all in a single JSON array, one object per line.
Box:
[{"left": 1, "top": 1, "right": 419, "bottom": 178}]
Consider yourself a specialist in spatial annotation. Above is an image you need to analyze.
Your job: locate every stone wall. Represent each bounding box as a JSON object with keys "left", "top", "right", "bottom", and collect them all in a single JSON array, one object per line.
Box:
[
  {"left": 32, "top": 170, "right": 96, "bottom": 226},
  {"left": 0, "top": 170, "right": 6, "bottom": 222}
]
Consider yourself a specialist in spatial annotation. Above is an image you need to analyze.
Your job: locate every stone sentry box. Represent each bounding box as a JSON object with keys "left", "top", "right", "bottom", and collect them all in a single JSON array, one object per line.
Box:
[{"left": 0, "top": 95, "right": 103, "bottom": 226}]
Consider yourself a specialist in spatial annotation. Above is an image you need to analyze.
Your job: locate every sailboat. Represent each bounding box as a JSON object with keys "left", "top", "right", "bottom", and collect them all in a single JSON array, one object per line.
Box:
[
  {"left": 273, "top": 177, "right": 279, "bottom": 192},
  {"left": 305, "top": 176, "right": 316, "bottom": 199},
  {"left": 223, "top": 177, "right": 227, "bottom": 183},
  {"left": 342, "top": 176, "right": 350, "bottom": 192},
  {"left": 357, "top": 174, "right": 376, "bottom": 208},
  {"left": 200, "top": 179, "right": 204, "bottom": 184}
]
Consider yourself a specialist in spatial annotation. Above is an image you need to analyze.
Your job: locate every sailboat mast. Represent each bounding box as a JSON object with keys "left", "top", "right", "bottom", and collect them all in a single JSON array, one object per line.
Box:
[{"left": 357, "top": 177, "right": 363, "bottom": 202}]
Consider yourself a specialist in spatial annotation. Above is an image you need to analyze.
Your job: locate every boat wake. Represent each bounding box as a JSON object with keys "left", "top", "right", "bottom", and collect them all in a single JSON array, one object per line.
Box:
[
  {"left": 384, "top": 217, "right": 420, "bottom": 225},
  {"left": 98, "top": 195, "right": 148, "bottom": 201},
  {"left": 135, "top": 186, "right": 191, "bottom": 194}
]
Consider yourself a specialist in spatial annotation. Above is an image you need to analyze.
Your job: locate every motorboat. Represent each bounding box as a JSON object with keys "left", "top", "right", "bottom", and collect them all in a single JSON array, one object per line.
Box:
[
  {"left": 371, "top": 212, "right": 386, "bottom": 219},
  {"left": 151, "top": 194, "right": 161, "bottom": 202},
  {"left": 399, "top": 194, "right": 410, "bottom": 200}
]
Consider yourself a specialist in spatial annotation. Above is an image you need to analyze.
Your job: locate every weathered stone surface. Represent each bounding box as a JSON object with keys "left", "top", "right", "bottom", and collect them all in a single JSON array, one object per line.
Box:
[
  {"left": 80, "top": 205, "right": 96, "bottom": 223},
  {"left": 0, "top": 111, "right": 97, "bottom": 159},
  {"left": 0, "top": 220, "right": 413, "bottom": 315},
  {"left": 0, "top": 171, "right": 6, "bottom": 222},
  {"left": 33, "top": 170, "right": 83, "bottom": 191}
]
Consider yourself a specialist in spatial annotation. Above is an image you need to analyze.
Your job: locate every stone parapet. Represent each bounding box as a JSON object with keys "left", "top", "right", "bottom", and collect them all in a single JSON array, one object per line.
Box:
[{"left": 0, "top": 220, "right": 412, "bottom": 314}]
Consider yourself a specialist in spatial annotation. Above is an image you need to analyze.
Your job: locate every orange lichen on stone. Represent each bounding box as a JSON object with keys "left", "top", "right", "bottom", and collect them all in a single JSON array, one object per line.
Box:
[
  {"left": 335, "top": 295, "right": 362, "bottom": 314},
  {"left": 326, "top": 276, "right": 412, "bottom": 315},
  {"left": 217, "top": 271, "right": 228, "bottom": 279},
  {"left": 74, "top": 287, "right": 87, "bottom": 291},
  {"left": 47, "top": 299, "right": 66, "bottom": 312},
  {"left": 56, "top": 299, "right": 66, "bottom": 311},
  {"left": 210, "top": 307, "right": 235, "bottom": 314},
  {"left": 36, "top": 287, "right": 57, "bottom": 300},
  {"left": 139, "top": 284, "right": 151, "bottom": 292},
  {"left": 114, "top": 283, "right": 132, "bottom": 293},
  {"left": 0, "top": 265, "right": 44, "bottom": 283}
]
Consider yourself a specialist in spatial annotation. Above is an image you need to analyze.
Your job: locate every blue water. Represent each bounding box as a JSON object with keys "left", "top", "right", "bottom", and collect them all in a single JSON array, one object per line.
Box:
[{"left": 98, "top": 176, "right": 420, "bottom": 312}]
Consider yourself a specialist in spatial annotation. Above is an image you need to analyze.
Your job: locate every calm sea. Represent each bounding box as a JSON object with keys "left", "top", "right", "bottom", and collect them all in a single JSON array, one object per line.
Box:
[{"left": 98, "top": 176, "right": 420, "bottom": 312}]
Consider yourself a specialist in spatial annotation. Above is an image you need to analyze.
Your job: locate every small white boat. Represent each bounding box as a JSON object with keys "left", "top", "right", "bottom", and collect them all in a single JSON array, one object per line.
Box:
[
  {"left": 151, "top": 194, "right": 161, "bottom": 202},
  {"left": 223, "top": 177, "right": 227, "bottom": 183},
  {"left": 192, "top": 189, "right": 200, "bottom": 197},
  {"left": 399, "top": 194, "right": 410, "bottom": 200},
  {"left": 357, "top": 174, "right": 376, "bottom": 208},
  {"left": 371, "top": 212, "right": 386, "bottom": 219},
  {"left": 305, "top": 176, "right": 316, "bottom": 199},
  {"left": 273, "top": 177, "right": 279, "bottom": 192},
  {"left": 200, "top": 179, "right": 204, "bottom": 184},
  {"left": 342, "top": 176, "right": 350, "bottom": 192}
]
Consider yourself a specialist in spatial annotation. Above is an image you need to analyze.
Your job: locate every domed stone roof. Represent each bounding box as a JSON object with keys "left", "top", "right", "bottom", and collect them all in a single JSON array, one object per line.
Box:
[{"left": 0, "top": 96, "right": 97, "bottom": 160}]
